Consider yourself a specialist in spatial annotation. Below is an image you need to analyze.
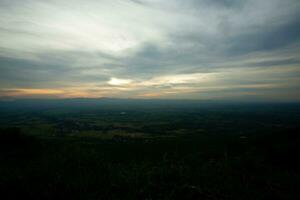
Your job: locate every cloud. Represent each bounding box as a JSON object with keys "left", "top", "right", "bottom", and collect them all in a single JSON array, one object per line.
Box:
[{"left": 0, "top": 0, "right": 299, "bottom": 100}]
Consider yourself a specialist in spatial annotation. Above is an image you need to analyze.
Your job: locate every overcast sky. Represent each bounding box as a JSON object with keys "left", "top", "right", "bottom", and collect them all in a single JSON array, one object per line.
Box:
[{"left": 0, "top": 0, "right": 300, "bottom": 101}]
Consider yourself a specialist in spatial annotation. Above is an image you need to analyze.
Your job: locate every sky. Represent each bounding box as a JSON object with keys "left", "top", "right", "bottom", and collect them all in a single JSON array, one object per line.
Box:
[{"left": 0, "top": 0, "right": 300, "bottom": 101}]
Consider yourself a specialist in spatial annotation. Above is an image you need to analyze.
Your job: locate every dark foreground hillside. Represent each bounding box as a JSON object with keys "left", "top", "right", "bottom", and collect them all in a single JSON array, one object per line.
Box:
[{"left": 0, "top": 100, "right": 299, "bottom": 199}]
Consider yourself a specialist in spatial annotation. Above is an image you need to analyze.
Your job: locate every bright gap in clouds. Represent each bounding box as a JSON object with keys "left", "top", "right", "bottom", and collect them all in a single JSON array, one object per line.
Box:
[{"left": 108, "top": 78, "right": 133, "bottom": 86}]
